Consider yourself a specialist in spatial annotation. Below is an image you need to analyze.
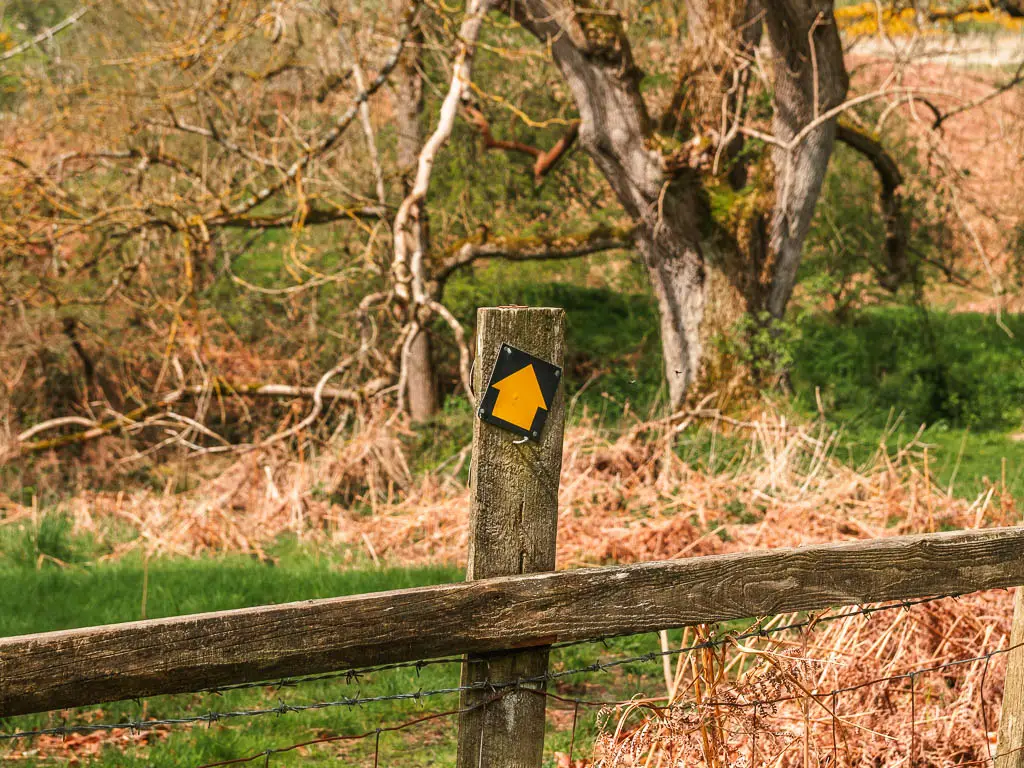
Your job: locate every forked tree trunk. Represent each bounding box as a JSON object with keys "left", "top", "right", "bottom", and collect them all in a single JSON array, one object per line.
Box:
[
  {"left": 499, "top": 0, "right": 847, "bottom": 408},
  {"left": 392, "top": 9, "right": 440, "bottom": 421},
  {"left": 679, "top": 0, "right": 849, "bottom": 324},
  {"left": 504, "top": 0, "right": 708, "bottom": 409}
]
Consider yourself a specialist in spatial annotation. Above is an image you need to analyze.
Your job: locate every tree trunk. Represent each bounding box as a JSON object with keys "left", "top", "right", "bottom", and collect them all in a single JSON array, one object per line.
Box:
[
  {"left": 405, "top": 326, "right": 438, "bottom": 422},
  {"left": 637, "top": 199, "right": 707, "bottom": 410},
  {"left": 503, "top": 0, "right": 708, "bottom": 409},
  {"left": 392, "top": 8, "right": 440, "bottom": 420},
  {"left": 763, "top": 0, "right": 849, "bottom": 318}
]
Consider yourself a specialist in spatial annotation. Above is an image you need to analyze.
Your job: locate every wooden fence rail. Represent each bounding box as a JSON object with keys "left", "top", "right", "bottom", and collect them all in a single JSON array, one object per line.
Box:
[{"left": 3, "top": 525, "right": 1024, "bottom": 718}]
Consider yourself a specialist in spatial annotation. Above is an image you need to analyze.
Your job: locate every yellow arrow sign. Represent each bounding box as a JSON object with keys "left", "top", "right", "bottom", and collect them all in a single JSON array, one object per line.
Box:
[{"left": 490, "top": 364, "right": 548, "bottom": 431}]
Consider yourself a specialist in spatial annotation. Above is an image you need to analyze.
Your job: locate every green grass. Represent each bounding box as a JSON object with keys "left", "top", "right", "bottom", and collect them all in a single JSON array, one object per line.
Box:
[
  {"left": 443, "top": 255, "right": 664, "bottom": 416},
  {"left": 827, "top": 422, "right": 1024, "bottom": 501},
  {"left": 444, "top": 263, "right": 1024, "bottom": 501},
  {"left": 0, "top": 548, "right": 680, "bottom": 766},
  {"left": 447, "top": 261, "right": 1024, "bottom": 500},
  {"left": 0, "top": 550, "right": 459, "bottom": 636},
  {"left": 789, "top": 307, "right": 1024, "bottom": 498},
  {"left": 791, "top": 308, "right": 1024, "bottom": 432}
]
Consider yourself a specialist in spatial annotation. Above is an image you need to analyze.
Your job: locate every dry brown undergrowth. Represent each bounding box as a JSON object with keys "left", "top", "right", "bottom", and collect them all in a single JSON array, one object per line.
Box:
[
  {"left": 4, "top": 402, "right": 1014, "bottom": 564},
  {"left": 1, "top": 405, "right": 1020, "bottom": 766},
  {"left": 582, "top": 584, "right": 1014, "bottom": 768}
]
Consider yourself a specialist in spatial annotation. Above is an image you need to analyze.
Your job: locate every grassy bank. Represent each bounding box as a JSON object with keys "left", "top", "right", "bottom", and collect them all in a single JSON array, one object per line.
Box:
[
  {"left": 789, "top": 308, "right": 1024, "bottom": 499},
  {"left": 450, "top": 264, "right": 1024, "bottom": 499}
]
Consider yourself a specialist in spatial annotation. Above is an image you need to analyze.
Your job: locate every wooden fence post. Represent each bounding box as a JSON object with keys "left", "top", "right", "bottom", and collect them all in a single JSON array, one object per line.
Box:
[
  {"left": 997, "top": 587, "right": 1024, "bottom": 768},
  {"left": 455, "top": 306, "right": 567, "bottom": 768}
]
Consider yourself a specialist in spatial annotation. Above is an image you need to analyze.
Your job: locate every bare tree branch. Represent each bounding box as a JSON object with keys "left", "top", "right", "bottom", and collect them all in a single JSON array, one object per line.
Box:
[
  {"left": 392, "top": 0, "right": 492, "bottom": 306},
  {"left": 216, "top": 204, "right": 387, "bottom": 229},
  {"left": 465, "top": 105, "right": 580, "bottom": 182},
  {"left": 835, "top": 122, "right": 908, "bottom": 290},
  {"left": 217, "top": 0, "right": 422, "bottom": 220},
  {"left": 436, "top": 228, "right": 635, "bottom": 283},
  {"left": 933, "top": 60, "right": 1024, "bottom": 129},
  {"left": 0, "top": 5, "right": 91, "bottom": 64}
]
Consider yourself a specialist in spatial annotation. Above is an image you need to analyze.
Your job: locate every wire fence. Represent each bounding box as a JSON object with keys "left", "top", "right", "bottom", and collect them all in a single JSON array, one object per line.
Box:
[{"left": 1, "top": 592, "right": 1020, "bottom": 767}]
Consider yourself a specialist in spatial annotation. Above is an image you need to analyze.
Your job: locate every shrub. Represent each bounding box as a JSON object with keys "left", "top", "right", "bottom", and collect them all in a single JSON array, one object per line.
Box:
[{"left": 791, "top": 308, "right": 1024, "bottom": 431}]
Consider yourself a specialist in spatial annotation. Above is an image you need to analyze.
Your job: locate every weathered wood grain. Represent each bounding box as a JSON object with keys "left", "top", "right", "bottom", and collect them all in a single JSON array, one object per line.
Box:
[
  {"left": 456, "top": 307, "right": 566, "bottom": 768},
  {"left": 997, "top": 587, "right": 1024, "bottom": 768},
  {"left": 3, "top": 526, "right": 1024, "bottom": 718}
]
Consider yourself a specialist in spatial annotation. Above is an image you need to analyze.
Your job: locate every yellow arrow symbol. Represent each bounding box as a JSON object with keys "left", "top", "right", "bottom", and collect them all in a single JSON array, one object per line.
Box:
[{"left": 491, "top": 364, "right": 548, "bottom": 431}]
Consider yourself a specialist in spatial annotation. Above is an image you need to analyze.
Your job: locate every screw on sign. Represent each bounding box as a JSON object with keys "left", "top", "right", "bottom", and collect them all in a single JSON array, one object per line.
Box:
[{"left": 477, "top": 344, "right": 562, "bottom": 441}]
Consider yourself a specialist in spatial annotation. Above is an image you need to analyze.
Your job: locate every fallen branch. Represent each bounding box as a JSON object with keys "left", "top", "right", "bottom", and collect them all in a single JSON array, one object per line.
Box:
[
  {"left": 9, "top": 401, "right": 178, "bottom": 461},
  {"left": 251, "top": 359, "right": 356, "bottom": 450},
  {"left": 6, "top": 378, "right": 389, "bottom": 461},
  {"left": 216, "top": 205, "right": 388, "bottom": 228},
  {"left": 16, "top": 416, "right": 96, "bottom": 443}
]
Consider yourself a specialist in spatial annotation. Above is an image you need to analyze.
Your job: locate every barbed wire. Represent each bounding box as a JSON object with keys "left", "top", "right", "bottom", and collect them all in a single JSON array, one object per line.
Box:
[
  {"left": 0, "top": 594, "right": 973, "bottom": 742},
  {"left": 193, "top": 692, "right": 509, "bottom": 767},
  {"left": 186, "top": 641, "right": 1024, "bottom": 768}
]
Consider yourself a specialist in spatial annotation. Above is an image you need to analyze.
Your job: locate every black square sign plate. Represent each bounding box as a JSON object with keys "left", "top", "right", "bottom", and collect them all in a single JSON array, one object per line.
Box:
[{"left": 478, "top": 344, "right": 562, "bottom": 441}]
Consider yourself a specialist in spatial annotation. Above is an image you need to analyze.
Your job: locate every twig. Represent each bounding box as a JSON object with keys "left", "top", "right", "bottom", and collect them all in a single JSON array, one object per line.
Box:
[{"left": 0, "top": 5, "right": 91, "bottom": 63}]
